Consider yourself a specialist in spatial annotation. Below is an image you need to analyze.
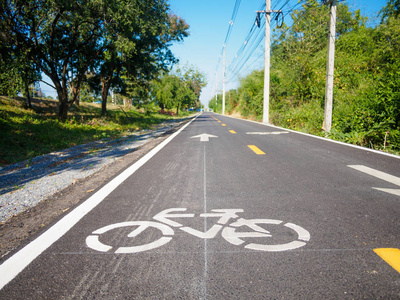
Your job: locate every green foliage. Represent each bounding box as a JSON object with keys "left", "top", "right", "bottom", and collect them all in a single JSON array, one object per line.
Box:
[
  {"left": 0, "top": 96, "right": 184, "bottom": 166},
  {"left": 237, "top": 70, "right": 264, "bottom": 118},
  {"left": 208, "top": 94, "right": 223, "bottom": 113},
  {"left": 380, "top": 0, "right": 400, "bottom": 22},
  {"left": 153, "top": 65, "right": 206, "bottom": 113}
]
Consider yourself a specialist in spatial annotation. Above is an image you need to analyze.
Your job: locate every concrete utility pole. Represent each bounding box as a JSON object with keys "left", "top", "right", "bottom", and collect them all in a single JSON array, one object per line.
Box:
[
  {"left": 263, "top": 0, "right": 271, "bottom": 124},
  {"left": 256, "top": 0, "right": 280, "bottom": 124},
  {"left": 322, "top": 0, "right": 337, "bottom": 132},
  {"left": 215, "top": 72, "right": 218, "bottom": 108},
  {"left": 222, "top": 46, "right": 226, "bottom": 115}
]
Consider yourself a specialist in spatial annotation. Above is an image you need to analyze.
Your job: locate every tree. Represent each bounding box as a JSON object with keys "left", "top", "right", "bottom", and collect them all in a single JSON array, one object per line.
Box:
[
  {"left": 91, "top": 3, "right": 190, "bottom": 116},
  {"left": 0, "top": 0, "right": 187, "bottom": 121},
  {"left": 0, "top": 34, "right": 41, "bottom": 106},
  {"left": 0, "top": 0, "right": 109, "bottom": 121},
  {"left": 380, "top": 0, "right": 400, "bottom": 22},
  {"left": 153, "top": 66, "right": 206, "bottom": 114},
  {"left": 270, "top": 0, "right": 367, "bottom": 104},
  {"left": 179, "top": 65, "right": 207, "bottom": 108},
  {"left": 153, "top": 73, "right": 180, "bottom": 111}
]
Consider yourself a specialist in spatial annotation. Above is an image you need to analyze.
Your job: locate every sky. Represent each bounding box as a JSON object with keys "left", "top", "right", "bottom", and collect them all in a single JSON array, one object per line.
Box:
[{"left": 168, "top": 0, "right": 388, "bottom": 107}]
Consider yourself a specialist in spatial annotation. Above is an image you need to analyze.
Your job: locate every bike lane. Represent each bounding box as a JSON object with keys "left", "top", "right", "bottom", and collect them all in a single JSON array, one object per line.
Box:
[
  {"left": 1, "top": 112, "right": 400, "bottom": 298},
  {"left": 0, "top": 113, "right": 253, "bottom": 299}
]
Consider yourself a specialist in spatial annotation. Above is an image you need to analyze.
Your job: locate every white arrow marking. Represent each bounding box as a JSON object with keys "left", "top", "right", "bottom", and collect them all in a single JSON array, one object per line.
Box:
[
  {"left": 372, "top": 188, "right": 400, "bottom": 197},
  {"left": 348, "top": 165, "right": 400, "bottom": 196},
  {"left": 246, "top": 131, "right": 289, "bottom": 135},
  {"left": 190, "top": 133, "right": 218, "bottom": 142}
]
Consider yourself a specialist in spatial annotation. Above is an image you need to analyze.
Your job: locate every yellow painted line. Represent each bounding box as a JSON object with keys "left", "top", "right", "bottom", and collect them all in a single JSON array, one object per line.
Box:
[
  {"left": 374, "top": 248, "right": 400, "bottom": 273},
  {"left": 218, "top": 121, "right": 221, "bottom": 123},
  {"left": 248, "top": 145, "right": 265, "bottom": 155},
  {"left": 229, "top": 130, "right": 236, "bottom": 134},
  {"left": 222, "top": 124, "right": 226, "bottom": 126}
]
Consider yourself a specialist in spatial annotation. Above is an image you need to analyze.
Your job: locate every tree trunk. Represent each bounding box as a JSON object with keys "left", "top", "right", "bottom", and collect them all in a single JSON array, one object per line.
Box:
[
  {"left": 70, "top": 82, "right": 80, "bottom": 107},
  {"left": 57, "top": 88, "right": 70, "bottom": 122},
  {"left": 176, "top": 103, "right": 180, "bottom": 115},
  {"left": 24, "top": 83, "right": 32, "bottom": 108},
  {"left": 101, "top": 80, "right": 111, "bottom": 116}
]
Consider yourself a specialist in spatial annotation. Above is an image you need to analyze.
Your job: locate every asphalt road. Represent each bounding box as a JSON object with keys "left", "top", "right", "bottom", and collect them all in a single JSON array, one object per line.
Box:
[{"left": 1, "top": 112, "right": 400, "bottom": 299}]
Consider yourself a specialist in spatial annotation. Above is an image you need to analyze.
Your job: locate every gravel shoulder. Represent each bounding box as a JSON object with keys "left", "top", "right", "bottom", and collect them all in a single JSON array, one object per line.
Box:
[{"left": 0, "top": 116, "right": 194, "bottom": 259}]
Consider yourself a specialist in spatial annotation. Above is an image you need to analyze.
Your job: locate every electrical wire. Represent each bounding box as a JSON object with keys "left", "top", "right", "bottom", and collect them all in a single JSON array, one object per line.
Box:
[
  {"left": 224, "top": 0, "right": 318, "bottom": 85},
  {"left": 214, "top": 0, "right": 322, "bottom": 96},
  {"left": 215, "top": 0, "right": 242, "bottom": 74}
]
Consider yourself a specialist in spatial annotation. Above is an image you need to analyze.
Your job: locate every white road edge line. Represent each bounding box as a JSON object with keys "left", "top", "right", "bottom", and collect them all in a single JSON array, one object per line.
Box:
[
  {"left": 0, "top": 114, "right": 200, "bottom": 290},
  {"left": 217, "top": 113, "right": 400, "bottom": 160}
]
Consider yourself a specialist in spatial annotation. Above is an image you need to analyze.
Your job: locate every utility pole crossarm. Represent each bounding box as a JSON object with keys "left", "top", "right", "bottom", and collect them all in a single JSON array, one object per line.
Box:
[{"left": 256, "top": 10, "right": 282, "bottom": 13}]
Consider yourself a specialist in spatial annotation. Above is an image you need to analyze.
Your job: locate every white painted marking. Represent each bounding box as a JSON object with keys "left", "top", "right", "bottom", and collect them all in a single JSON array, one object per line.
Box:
[
  {"left": 0, "top": 115, "right": 199, "bottom": 290},
  {"left": 373, "top": 188, "right": 400, "bottom": 197},
  {"left": 285, "top": 222, "right": 311, "bottom": 241},
  {"left": 86, "top": 221, "right": 174, "bottom": 253},
  {"left": 229, "top": 218, "right": 280, "bottom": 233},
  {"left": 85, "top": 207, "right": 311, "bottom": 254},
  {"left": 190, "top": 133, "right": 218, "bottom": 142},
  {"left": 180, "top": 225, "right": 223, "bottom": 239},
  {"left": 246, "top": 241, "right": 307, "bottom": 252},
  {"left": 153, "top": 208, "right": 195, "bottom": 227},
  {"left": 348, "top": 165, "right": 400, "bottom": 186},
  {"left": 348, "top": 165, "right": 400, "bottom": 196},
  {"left": 200, "top": 209, "right": 243, "bottom": 225},
  {"left": 115, "top": 237, "right": 173, "bottom": 254},
  {"left": 222, "top": 218, "right": 310, "bottom": 252},
  {"left": 202, "top": 144, "right": 208, "bottom": 297},
  {"left": 222, "top": 227, "right": 271, "bottom": 246},
  {"left": 246, "top": 131, "right": 289, "bottom": 135},
  {"left": 86, "top": 235, "right": 112, "bottom": 252}
]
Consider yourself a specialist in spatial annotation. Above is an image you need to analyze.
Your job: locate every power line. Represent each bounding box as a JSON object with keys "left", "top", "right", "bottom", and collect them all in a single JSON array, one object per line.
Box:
[
  {"left": 223, "top": 0, "right": 318, "bottom": 85},
  {"left": 215, "top": 0, "right": 242, "bottom": 74},
  {"left": 214, "top": 0, "right": 321, "bottom": 97}
]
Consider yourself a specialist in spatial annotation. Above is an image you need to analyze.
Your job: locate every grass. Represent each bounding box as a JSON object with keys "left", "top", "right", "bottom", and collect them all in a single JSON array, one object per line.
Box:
[{"left": 0, "top": 96, "right": 192, "bottom": 167}]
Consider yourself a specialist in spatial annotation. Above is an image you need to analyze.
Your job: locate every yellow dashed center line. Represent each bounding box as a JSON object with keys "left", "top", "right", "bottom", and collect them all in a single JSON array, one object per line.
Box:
[
  {"left": 222, "top": 124, "right": 226, "bottom": 126},
  {"left": 248, "top": 145, "right": 265, "bottom": 155},
  {"left": 229, "top": 130, "right": 236, "bottom": 134},
  {"left": 374, "top": 248, "right": 400, "bottom": 274}
]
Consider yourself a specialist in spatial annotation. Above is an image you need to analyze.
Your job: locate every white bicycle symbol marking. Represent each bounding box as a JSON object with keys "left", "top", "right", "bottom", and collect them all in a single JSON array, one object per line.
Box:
[{"left": 86, "top": 208, "right": 310, "bottom": 253}]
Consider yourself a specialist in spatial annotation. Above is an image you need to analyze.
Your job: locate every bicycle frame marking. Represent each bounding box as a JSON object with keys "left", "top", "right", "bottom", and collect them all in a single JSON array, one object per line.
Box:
[{"left": 86, "top": 208, "right": 311, "bottom": 253}]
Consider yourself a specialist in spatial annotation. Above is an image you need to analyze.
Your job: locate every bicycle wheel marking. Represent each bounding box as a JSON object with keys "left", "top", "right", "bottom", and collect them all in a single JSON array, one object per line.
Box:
[
  {"left": 86, "top": 208, "right": 311, "bottom": 253},
  {"left": 86, "top": 221, "right": 174, "bottom": 253},
  {"left": 222, "top": 219, "right": 310, "bottom": 252},
  {"left": 284, "top": 222, "right": 311, "bottom": 242},
  {"left": 246, "top": 241, "right": 307, "bottom": 252}
]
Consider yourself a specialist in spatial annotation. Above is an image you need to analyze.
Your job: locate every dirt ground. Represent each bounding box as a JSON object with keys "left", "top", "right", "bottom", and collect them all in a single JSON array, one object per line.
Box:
[{"left": 0, "top": 128, "right": 176, "bottom": 262}]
